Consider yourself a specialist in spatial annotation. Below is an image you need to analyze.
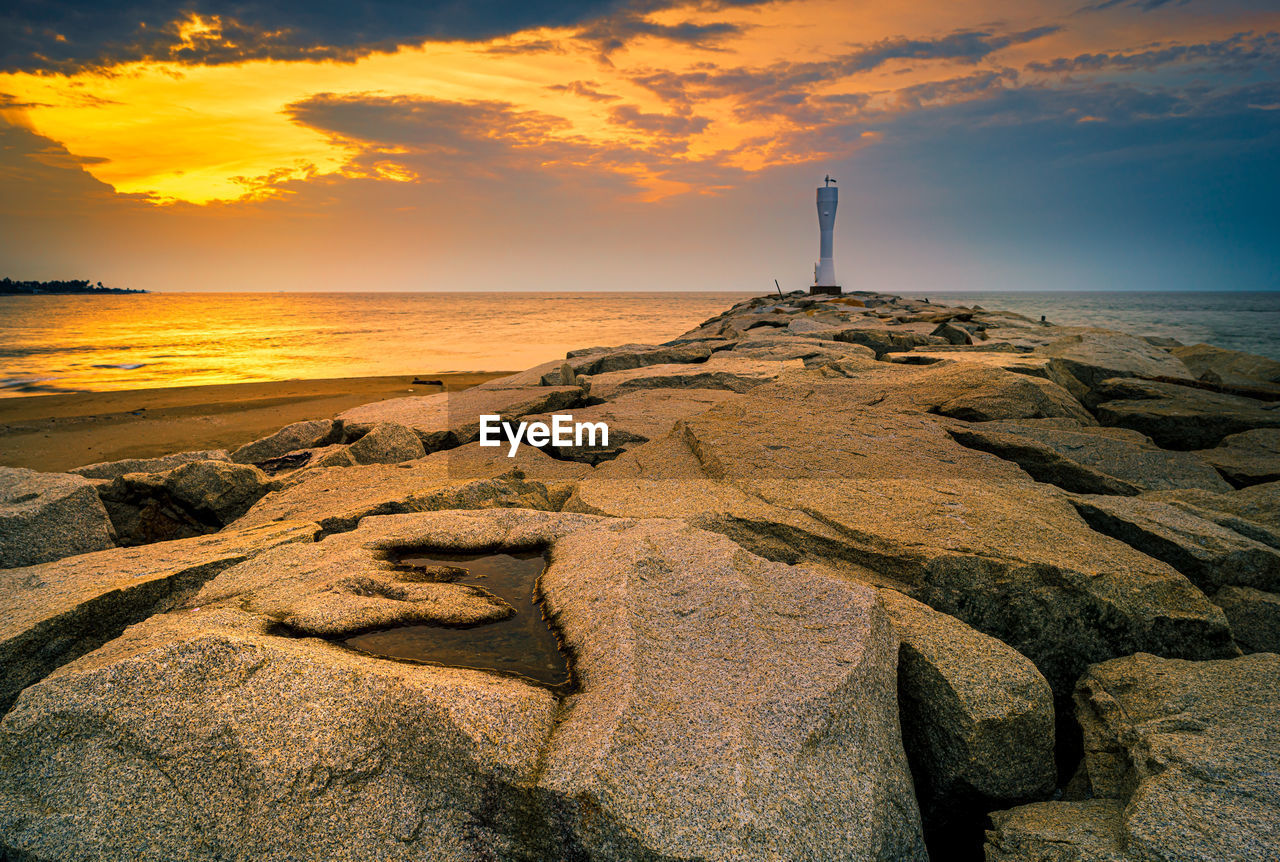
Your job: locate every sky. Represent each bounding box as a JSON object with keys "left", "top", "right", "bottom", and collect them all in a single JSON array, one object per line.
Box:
[{"left": 1, "top": 0, "right": 1277, "bottom": 293}]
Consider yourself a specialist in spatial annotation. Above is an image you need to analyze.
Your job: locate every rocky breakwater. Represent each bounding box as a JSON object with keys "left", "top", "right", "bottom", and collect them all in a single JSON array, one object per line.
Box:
[{"left": 1, "top": 289, "right": 1278, "bottom": 861}]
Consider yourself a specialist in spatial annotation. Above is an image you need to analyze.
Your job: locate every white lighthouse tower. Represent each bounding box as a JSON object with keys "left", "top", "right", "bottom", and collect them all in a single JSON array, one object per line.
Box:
[{"left": 811, "top": 175, "right": 841, "bottom": 295}]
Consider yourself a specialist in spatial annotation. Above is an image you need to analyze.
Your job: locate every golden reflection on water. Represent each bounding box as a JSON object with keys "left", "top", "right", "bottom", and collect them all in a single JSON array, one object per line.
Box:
[{"left": 0, "top": 291, "right": 751, "bottom": 397}]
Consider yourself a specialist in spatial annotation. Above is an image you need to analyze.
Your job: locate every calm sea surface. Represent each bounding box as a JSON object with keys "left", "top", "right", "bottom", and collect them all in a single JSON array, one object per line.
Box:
[
  {"left": 0, "top": 292, "right": 750, "bottom": 397},
  {"left": 899, "top": 291, "right": 1280, "bottom": 361},
  {"left": 1, "top": 290, "right": 1276, "bottom": 397}
]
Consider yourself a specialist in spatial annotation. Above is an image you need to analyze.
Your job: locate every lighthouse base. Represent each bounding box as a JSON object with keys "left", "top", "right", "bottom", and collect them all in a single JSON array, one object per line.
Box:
[{"left": 810, "top": 284, "right": 842, "bottom": 296}]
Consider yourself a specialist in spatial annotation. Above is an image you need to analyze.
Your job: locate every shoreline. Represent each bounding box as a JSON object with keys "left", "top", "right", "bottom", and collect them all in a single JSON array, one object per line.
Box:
[{"left": 0, "top": 372, "right": 512, "bottom": 473}]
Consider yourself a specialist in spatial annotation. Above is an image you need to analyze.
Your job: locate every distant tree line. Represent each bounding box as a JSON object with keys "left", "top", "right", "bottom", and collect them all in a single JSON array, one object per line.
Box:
[{"left": 0, "top": 278, "right": 146, "bottom": 295}]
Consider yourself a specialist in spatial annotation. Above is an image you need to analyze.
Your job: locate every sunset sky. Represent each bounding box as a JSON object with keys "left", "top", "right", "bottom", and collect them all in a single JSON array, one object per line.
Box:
[{"left": 2, "top": 0, "right": 1277, "bottom": 292}]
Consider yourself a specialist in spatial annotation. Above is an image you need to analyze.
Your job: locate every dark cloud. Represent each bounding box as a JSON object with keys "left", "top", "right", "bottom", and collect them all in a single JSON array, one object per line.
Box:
[
  {"left": 574, "top": 15, "right": 745, "bottom": 59},
  {"left": 609, "top": 104, "right": 710, "bottom": 135},
  {"left": 485, "top": 39, "right": 565, "bottom": 56},
  {"left": 1079, "top": 0, "right": 1191, "bottom": 12},
  {"left": 883, "top": 69, "right": 1017, "bottom": 111},
  {"left": 0, "top": 0, "right": 770, "bottom": 73},
  {"left": 0, "top": 117, "right": 150, "bottom": 215},
  {"left": 1028, "top": 31, "right": 1280, "bottom": 74},
  {"left": 845, "top": 27, "right": 1060, "bottom": 72},
  {"left": 281, "top": 91, "right": 752, "bottom": 199},
  {"left": 546, "top": 80, "right": 621, "bottom": 101},
  {"left": 0, "top": 93, "right": 50, "bottom": 110},
  {"left": 284, "top": 92, "right": 618, "bottom": 185},
  {"left": 630, "top": 26, "right": 1058, "bottom": 122},
  {"left": 284, "top": 93, "right": 573, "bottom": 158}
]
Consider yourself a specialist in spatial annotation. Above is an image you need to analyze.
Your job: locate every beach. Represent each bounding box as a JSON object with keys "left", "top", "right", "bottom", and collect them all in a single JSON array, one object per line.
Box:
[{"left": 0, "top": 373, "right": 508, "bottom": 472}]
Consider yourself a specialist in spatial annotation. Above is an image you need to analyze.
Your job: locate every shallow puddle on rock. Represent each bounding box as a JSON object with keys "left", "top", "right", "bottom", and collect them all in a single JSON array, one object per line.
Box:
[{"left": 343, "top": 550, "right": 574, "bottom": 693}]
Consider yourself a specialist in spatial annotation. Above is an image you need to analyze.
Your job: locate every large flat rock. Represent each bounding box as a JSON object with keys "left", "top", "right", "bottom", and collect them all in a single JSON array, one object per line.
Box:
[
  {"left": 885, "top": 349, "right": 1090, "bottom": 400},
  {"left": 0, "top": 509, "right": 929, "bottom": 861},
  {"left": 723, "top": 334, "right": 877, "bottom": 364},
  {"left": 230, "top": 419, "right": 343, "bottom": 464},
  {"left": 473, "top": 358, "right": 577, "bottom": 388},
  {"left": 209, "top": 509, "right": 616, "bottom": 638},
  {"left": 0, "top": 510, "right": 606, "bottom": 861},
  {"left": 828, "top": 327, "right": 947, "bottom": 357},
  {"left": 232, "top": 443, "right": 591, "bottom": 533},
  {"left": 1196, "top": 427, "right": 1280, "bottom": 487},
  {"left": 563, "top": 342, "right": 714, "bottom": 375},
  {"left": 336, "top": 385, "right": 582, "bottom": 450},
  {"left": 751, "top": 360, "right": 1094, "bottom": 424},
  {"left": 1093, "top": 377, "right": 1280, "bottom": 449},
  {"left": 688, "top": 395, "right": 1232, "bottom": 685},
  {"left": 917, "top": 368, "right": 1093, "bottom": 423},
  {"left": 200, "top": 537, "right": 515, "bottom": 637},
  {"left": 1143, "top": 480, "right": 1280, "bottom": 532},
  {"left": 582, "top": 355, "right": 803, "bottom": 400},
  {"left": 69, "top": 449, "right": 230, "bottom": 480},
  {"left": 192, "top": 510, "right": 609, "bottom": 639},
  {"left": 0, "top": 521, "right": 318, "bottom": 714},
  {"left": 0, "top": 467, "right": 116, "bottom": 567},
  {"left": 571, "top": 393, "right": 1234, "bottom": 693},
  {"left": 1040, "top": 329, "right": 1194, "bottom": 389},
  {"left": 1212, "top": 585, "right": 1280, "bottom": 654},
  {"left": 985, "top": 799, "right": 1129, "bottom": 862},
  {"left": 539, "top": 519, "right": 927, "bottom": 861},
  {"left": 565, "top": 434, "right": 876, "bottom": 584},
  {"left": 524, "top": 387, "right": 746, "bottom": 462},
  {"left": 948, "top": 421, "right": 1230, "bottom": 494},
  {"left": 1172, "top": 342, "right": 1280, "bottom": 390},
  {"left": 0, "top": 608, "right": 563, "bottom": 862},
  {"left": 1076, "top": 652, "right": 1280, "bottom": 859},
  {"left": 481, "top": 344, "right": 718, "bottom": 388},
  {"left": 1071, "top": 493, "right": 1280, "bottom": 592}
]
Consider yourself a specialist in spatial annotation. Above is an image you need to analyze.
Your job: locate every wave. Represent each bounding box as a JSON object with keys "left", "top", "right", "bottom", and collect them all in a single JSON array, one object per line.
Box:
[
  {"left": 0, "top": 345, "right": 146, "bottom": 358},
  {"left": 0, "top": 377, "right": 82, "bottom": 395}
]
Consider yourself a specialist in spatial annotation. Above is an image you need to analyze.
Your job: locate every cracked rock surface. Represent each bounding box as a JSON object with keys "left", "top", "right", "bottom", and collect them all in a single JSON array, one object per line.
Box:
[
  {"left": 986, "top": 653, "right": 1280, "bottom": 862},
  {"left": 878, "top": 588, "right": 1055, "bottom": 840},
  {"left": 0, "top": 521, "right": 319, "bottom": 714}
]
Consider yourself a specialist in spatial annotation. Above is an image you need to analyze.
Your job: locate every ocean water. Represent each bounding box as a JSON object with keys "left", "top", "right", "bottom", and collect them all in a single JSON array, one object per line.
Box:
[
  {"left": 1, "top": 290, "right": 1276, "bottom": 397},
  {"left": 0, "top": 292, "right": 751, "bottom": 397},
  {"left": 899, "top": 291, "right": 1280, "bottom": 360}
]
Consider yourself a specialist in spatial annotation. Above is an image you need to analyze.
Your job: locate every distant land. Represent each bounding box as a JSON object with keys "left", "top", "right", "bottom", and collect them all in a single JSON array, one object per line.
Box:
[{"left": 0, "top": 278, "right": 146, "bottom": 295}]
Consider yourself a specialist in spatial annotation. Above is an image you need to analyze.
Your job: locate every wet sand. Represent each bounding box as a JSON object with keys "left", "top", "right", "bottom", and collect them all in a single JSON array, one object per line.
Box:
[{"left": 0, "top": 373, "right": 512, "bottom": 473}]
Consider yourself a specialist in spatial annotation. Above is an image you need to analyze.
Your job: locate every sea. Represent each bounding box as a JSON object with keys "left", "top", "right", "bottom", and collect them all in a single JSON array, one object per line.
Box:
[{"left": 1, "top": 290, "right": 1277, "bottom": 398}]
